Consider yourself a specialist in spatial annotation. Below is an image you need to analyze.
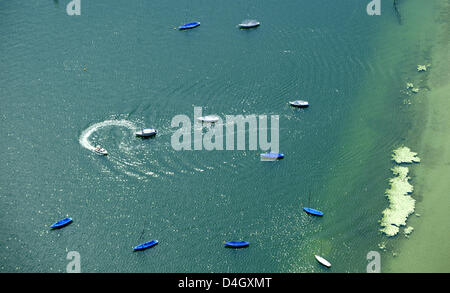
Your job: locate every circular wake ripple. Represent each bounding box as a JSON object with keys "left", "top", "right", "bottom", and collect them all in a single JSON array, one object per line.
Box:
[
  {"left": 79, "top": 119, "right": 258, "bottom": 180},
  {"left": 79, "top": 119, "right": 137, "bottom": 151},
  {"left": 79, "top": 119, "right": 169, "bottom": 179}
]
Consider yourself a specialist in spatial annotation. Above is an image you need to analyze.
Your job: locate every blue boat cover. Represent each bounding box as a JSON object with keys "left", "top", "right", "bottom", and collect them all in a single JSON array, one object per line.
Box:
[
  {"left": 303, "top": 208, "right": 324, "bottom": 216},
  {"left": 50, "top": 217, "right": 73, "bottom": 228},
  {"left": 224, "top": 241, "right": 250, "bottom": 248},
  {"left": 134, "top": 240, "right": 159, "bottom": 251},
  {"left": 260, "top": 152, "right": 284, "bottom": 159},
  {"left": 178, "top": 22, "right": 200, "bottom": 30}
]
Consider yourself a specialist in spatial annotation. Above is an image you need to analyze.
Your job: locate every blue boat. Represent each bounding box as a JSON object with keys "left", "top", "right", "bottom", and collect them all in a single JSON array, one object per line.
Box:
[
  {"left": 50, "top": 217, "right": 73, "bottom": 229},
  {"left": 178, "top": 22, "right": 200, "bottom": 30},
  {"left": 224, "top": 241, "right": 250, "bottom": 248},
  {"left": 303, "top": 208, "right": 324, "bottom": 216},
  {"left": 133, "top": 240, "right": 159, "bottom": 251},
  {"left": 260, "top": 152, "right": 284, "bottom": 161}
]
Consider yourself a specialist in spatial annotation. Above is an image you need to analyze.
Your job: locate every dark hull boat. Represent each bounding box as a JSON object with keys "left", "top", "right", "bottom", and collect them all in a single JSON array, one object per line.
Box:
[
  {"left": 178, "top": 22, "right": 200, "bottom": 30},
  {"left": 134, "top": 240, "right": 159, "bottom": 251},
  {"left": 224, "top": 241, "right": 250, "bottom": 248},
  {"left": 50, "top": 217, "right": 73, "bottom": 229}
]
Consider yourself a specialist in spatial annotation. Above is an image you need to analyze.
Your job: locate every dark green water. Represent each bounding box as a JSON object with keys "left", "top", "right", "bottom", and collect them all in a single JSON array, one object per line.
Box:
[{"left": 0, "top": 0, "right": 423, "bottom": 272}]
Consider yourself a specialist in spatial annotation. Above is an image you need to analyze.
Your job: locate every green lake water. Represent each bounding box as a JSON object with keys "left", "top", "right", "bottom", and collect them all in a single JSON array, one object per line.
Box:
[{"left": 0, "top": 0, "right": 443, "bottom": 272}]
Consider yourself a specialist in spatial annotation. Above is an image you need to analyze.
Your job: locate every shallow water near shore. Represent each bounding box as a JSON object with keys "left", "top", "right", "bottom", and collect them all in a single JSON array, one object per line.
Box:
[
  {"left": 382, "top": 0, "right": 450, "bottom": 273},
  {"left": 0, "top": 0, "right": 448, "bottom": 272}
]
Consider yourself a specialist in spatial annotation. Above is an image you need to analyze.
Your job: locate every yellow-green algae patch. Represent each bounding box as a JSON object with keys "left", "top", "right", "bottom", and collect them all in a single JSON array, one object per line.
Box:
[
  {"left": 392, "top": 146, "right": 421, "bottom": 164},
  {"left": 404, "top": 226, "right": 414, "bottom": 236},
  {"left": 417, "top": 64, "right": 427, "bottom": 72},
  {"left": 380, "top": 166, "right": 416, "bottom": 236}
]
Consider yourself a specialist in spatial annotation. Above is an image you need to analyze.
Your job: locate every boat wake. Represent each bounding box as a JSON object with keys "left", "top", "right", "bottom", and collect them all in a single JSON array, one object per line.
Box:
[
  {"left": 79, "top": 119, "right": 137, "bottom": 151},
  {"left": 78, "top": 119, "right": 261, "bottom": 180}
]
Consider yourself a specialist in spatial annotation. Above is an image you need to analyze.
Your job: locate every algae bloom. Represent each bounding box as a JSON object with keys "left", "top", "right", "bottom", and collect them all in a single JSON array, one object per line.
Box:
[
  {"left": 381, "top": 147, "right": 420, "bottom": 237},
  {"left": 417, "top": 65, "right": 427, "bottom": 72},
  {"left": 380, "top": 166, "right": 416, "bottom": 236},
  {"left": 404, "top": 226, "right": 414, "bottom": 236},
  {"left": 392, "top": 146, "right": 421, "bottom": 164}
]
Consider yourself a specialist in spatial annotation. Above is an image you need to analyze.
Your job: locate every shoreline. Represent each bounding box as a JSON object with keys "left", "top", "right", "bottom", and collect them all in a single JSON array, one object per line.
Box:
[
  {"left": 296, "top": 0, "right": 448, "bottom": 272},
  {"left": 384, "top": 0, "right": 450, "bottom": 272}
]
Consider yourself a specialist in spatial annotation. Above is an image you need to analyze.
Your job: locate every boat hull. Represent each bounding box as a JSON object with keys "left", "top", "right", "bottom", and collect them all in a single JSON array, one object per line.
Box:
[
  {"left": 178, "top": 22, "right": 200, "bottom": 30},
  {"left": 136, "top": 133, "right": 156, "bottom": 137},
  {"left": 238, "top": 20, "right": 260, "bottom": 29},
  {"left": 50, "top": 217, "right": 73, "bottom": 229},
  {"left": 239, "top": 23, "right": 260, "bottom": 29},
  {"left": 197, "top": 116, "right": 220, "bottom": 123},
  {"left": 93, "top": 147, "right": 108, "bottom": 155},
  {"left": 260, "top": 153, "right": 284, "bottom": 161},
  {"left": 136, "top": 129, "right": 157, "bottom": 137},
  {"left": 224, "top": 241, "right": 250, "bottom": 248},
  {"left": 303, "top": 208, "right": 324, "bottom": 216},
  {"left": 315, "top": 255, "right": 331, "bottom": 268},
  {"left": 134, "top": 240, "right": 159, "bottom": 251},
  {"left": 289, "top": 101, "right": 309, "bottom": 108}
]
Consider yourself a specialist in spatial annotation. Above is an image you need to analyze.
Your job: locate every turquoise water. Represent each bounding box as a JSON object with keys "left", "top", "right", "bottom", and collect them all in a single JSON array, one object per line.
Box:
[{"left": 0, "top": 0, "right": 419, "bottom": 272}]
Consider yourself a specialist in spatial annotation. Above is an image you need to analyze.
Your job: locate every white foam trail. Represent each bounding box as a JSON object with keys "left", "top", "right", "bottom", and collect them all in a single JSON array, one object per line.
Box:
[{"left": 79, "top": 119, "right": 137, "bottom": 151}]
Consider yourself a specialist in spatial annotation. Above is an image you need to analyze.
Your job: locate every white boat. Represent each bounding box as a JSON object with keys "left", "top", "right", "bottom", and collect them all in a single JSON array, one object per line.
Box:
[
  {"left": 94, "top": 145, "right": 108, "bottom": 156},
  {"left": 238, "top": 20, "right": 260, "bottom": 29},
  {"left": 314, "top": 255, "right": 331, "bottom": 268},
  {"left": 197, "top": 115, "right": 220, "bottom": 123},
  {"left": 135, "top": 128, "right": 157, "bottom": 137},
  {"left": 289, "top": 100, "right": 309, "bottom": 108}
]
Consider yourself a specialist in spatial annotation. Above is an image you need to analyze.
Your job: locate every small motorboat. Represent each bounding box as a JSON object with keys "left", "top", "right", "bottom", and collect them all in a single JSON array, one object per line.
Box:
[
  {"left": 238, "top": 20, "right": 260, "bottom": 29},
  {"left": 197, "top": 115, "right": 220, "bottom": 123},
  {"left": 303, "top": 207, "right": 324, "bottom": 217},
  {"left": 315, "top": 255, "right": 331, "bottom": 268},
  {"left": 178, "top": 22, "right": 200, "bottom": 30},
  {"left": 50, "top": 217, "right": 73, "bottom": 229},
  {"left": 260, "top": 152, "right": 284, "bottom": 161},
  {"left": 289, "top": 100, "right": 309, "bottom": 108},
  {"left": 224, "top": 241, "right": 250, "bottom": 248},
  {"left": 133, "top": 240, "right": 159, "bottom": 251},
  {"left": 94, "top": 145, "right": 108, "bottom": 156},
  {"left": 135, "top": 128, "right": 157, "bottom": 138}
]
